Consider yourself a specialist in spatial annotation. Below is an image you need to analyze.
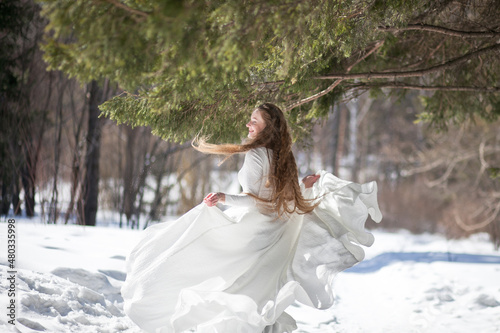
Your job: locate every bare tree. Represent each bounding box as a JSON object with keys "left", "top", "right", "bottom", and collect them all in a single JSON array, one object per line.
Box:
[
  {"left": 48, "top": 73, "right": 66, "bottom": 223},
  {"left": 64, "top": 80, "right": 87, "bottom": 224},
  {"left": 79, "top": 80, "right": 108, "bottom": 226}
]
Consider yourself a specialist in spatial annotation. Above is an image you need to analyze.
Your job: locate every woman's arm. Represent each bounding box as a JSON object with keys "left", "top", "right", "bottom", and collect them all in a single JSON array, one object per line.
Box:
[
  {"left": 205, "top": 172, "right": 319, "bottom": 206},
  {"left": 204, "top": 148, "right": 264, "bottom": 207}
]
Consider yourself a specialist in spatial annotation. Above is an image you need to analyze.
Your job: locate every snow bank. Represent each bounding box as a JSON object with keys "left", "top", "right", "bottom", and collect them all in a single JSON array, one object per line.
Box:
[{"left": 0, "top": 267, "right": 138, "bottom": 332}]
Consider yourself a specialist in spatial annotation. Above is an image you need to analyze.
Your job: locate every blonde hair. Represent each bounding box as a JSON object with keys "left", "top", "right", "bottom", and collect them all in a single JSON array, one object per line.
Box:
[{"left": 193, "top": 103, "right": 316, "bottom": 217}]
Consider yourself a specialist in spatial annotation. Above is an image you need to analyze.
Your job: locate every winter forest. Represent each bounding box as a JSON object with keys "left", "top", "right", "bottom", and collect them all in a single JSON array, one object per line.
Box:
[{"left": 1, "top": 0, "right": 500, "bottom": 332}]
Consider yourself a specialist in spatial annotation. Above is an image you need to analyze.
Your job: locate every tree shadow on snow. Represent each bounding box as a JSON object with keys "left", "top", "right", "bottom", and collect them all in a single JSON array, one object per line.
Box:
[{"left": 345, "top": 252, "right": 500, "bottom": 274}]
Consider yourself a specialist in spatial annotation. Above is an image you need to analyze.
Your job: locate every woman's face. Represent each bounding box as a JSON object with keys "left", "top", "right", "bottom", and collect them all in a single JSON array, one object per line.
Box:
[{"left": 246, "top": 110, "right": 266, "bottom": 138}]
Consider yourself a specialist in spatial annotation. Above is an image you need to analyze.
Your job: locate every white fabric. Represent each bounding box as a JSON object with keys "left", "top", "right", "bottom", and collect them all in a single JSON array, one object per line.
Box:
[
  {"left": 224, "top": 147, "right": 272, "bottom": 208},
  {"left": 121, "top": 147, "right": 382, "bottom": 333}
]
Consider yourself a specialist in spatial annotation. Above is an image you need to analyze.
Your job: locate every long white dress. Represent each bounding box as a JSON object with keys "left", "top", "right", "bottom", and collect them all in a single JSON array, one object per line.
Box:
[{"left": 121, "top": 147, "right": 382, "bottom": 333}]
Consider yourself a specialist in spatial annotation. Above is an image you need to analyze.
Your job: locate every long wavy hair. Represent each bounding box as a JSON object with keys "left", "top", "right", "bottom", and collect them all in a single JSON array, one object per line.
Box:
[{"left": 193, "top": 103, "right": 316, "bottom": 217}]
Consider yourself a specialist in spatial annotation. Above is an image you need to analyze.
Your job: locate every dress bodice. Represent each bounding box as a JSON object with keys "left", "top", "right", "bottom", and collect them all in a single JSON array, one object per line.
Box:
[{"left": 225, "top": 147, "right": 273, "bottom": 207}]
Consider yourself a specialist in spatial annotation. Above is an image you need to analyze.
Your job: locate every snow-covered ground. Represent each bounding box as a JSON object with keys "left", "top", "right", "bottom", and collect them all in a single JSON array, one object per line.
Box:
[{"left": 1, "top": 217, "right": 499, "bottom": 333}]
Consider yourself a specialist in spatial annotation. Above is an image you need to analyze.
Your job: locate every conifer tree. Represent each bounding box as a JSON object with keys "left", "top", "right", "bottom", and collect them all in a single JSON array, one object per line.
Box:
[{"left": 39, "top": 0, "right": 499, "bottom": 142}]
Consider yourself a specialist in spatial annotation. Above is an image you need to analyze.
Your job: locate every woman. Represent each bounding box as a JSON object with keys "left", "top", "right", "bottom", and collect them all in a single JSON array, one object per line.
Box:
[
  {"left": 121, "top": 103, "right": 382, "bottom": 333},
  {"left": 199, "top": 102, "right": 319, "bottom": 215}
]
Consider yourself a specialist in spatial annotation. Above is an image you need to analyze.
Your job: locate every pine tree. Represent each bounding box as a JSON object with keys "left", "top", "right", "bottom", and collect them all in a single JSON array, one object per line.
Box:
[{"left": 39, "top": 0, "right": 500, "bottom": 142}]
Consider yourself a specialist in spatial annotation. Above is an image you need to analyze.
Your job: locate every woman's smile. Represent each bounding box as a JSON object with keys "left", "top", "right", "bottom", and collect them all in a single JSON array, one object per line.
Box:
[{"left": 246, "top": 109, "right": 266, "bottom": 138}]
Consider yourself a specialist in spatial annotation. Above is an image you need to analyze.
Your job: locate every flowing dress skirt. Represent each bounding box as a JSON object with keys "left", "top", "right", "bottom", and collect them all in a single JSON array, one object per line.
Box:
[{"left": 121, "top": 171, "right": 382, "bottom": 332}]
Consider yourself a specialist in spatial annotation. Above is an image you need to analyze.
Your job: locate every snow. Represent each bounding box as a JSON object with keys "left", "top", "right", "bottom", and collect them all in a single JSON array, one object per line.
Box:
[{"left": 1, "top": 218, "right": 499, "bottom": 333}]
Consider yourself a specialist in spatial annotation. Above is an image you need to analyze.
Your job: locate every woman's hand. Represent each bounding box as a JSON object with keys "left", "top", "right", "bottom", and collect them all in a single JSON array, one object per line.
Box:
[
  {"left": 302, "top": 174, "right": 320, "bottom": 189},
  {"left": 203, "top": 192, "right": 225, "bottom": 207}
]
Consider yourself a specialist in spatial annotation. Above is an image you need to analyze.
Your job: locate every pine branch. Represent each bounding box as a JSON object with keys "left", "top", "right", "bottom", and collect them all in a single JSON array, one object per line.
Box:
[
  {"left": 103, "top": 0, "right": 149, "bottom": 20},
  {"left": 345, "top": 41, "right": 385, "bottom": 72},
  {"left": 284, "top": 41, "right": 384, "bottom": 111},
  {"left": 284, "top": 80, "right": 343, "bottom": 112},
  {"left": 379, "top": 24, "right": 500, "bottom": 38},
  {"left": 316, "top": 43, "right": 500, "bottom": 80},
  {"left": 346, "top": 82, "right": 500, "bottom": 93}
]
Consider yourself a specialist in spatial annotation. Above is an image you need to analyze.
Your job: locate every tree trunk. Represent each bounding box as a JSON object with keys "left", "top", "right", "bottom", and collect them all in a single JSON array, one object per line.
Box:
[
  {"left": 335, "top": 105, "right": 348, "bottom": 176},
  {"left": 329, "top": 104, "right": 339, "bottom": 173},
  {"left": 118, "top": 125, "right": 124, "bottom": 228},
  {"left": 133, "top": 133, "right": 161, "bottom": 229},
  {"left": 1, "top": 182, "right": 11, "bottom": 215},
  {"left": 64, "top": 82, "right": 86, "bottom": 224},
  {"left": 49, "top": 75, "right": 65, "bottom": 223},
  {"left": 21, "top": 142, "right": 36, "bottom": 217},
  {"left": 346, "top": 100, "right": 358, "bottom": 182},
  {"left": 122, "top": 125, "right": 140, "bottom": 226},
  {"left": 79, "top": 80, "right": 104, "bottom": 226},
  {"left": 12, "top": 174, "right": 21, "bottom": 215},
  {"left": 146, "top": 142, "right": 171, "bottom": 227},
  {"left": 350, "top": 97, "right": 373, "bottom": 183}
]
